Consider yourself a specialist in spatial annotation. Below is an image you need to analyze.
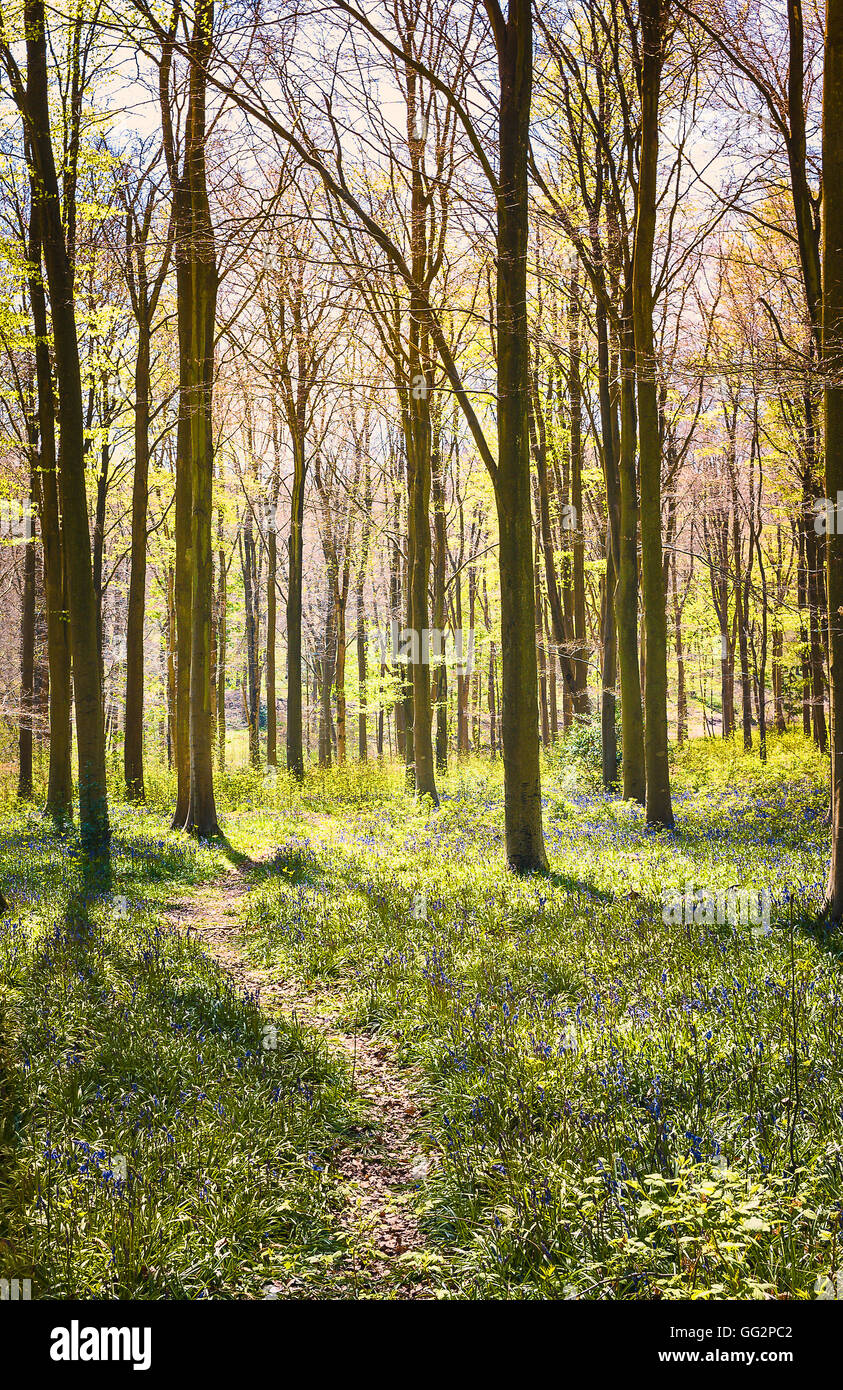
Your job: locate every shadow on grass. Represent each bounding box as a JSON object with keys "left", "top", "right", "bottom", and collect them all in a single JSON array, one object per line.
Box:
[
  {"left": 546, "top": 871, "right": 614, "bottom": 904},
  {"left": 61, "top": 850, "right": 112, "bottom": 941}
]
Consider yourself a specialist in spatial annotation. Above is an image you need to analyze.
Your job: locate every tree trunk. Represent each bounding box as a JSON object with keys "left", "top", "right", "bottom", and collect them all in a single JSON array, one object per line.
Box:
[
  {"left": 633, "top": 0, "right": 673, "bottom": 829},
  {"left": 165, "top": 563, "right": 176, "bottom": 766},
  {"left": 568, "top": 267, "right": 589, "bottom": 715},
  {"left": 124, "top": 321, "right": 151, "bottom": 801},
  {"left": 27, "top": 213, "right": 72, "bottom": 818},
  {"left": 596, "top": 292, "right": 620, "bottom": 788},
  {"left": 241, "top": 514, "right": 260, "bottom": 767},
  {"left": 18, "top": 469, "right": 36, "bottom": 800},
  {"left": 25, "top": 0, "right": 109, "bottom": 854},
  {"left": 602, "top": 543, "right": 619, "bottom": 784},
  {"left": 286, "top": 432, "right": 306, "bottom": 780},
  {"left": 673, "top": 573, "right": 687, "bottom": 744},
  {"left": 183, "top": 0, "right": 219, "bottom": 837},
  {"left": 804, "top": 469, "right": 828, "bottom": 752},
  {"left": 617, "top": 312, "right": 646, "bottom": 803},
  {"left": 266, "top": 515, "right": 277, "bottom": 766},
  {"left": 824, "top": 0, "right": 843, "bottom": 917},
  {"left": 355, "top": 471, "right": 371, "bottom": 762},
  {"left": 493, "top": 0, "right": 547, "bottom": 870},
  {"left": 432, "top": 436, "right": 448, "bottom": 771},
  {"left": 216, "top": 506, "right": 226, "bottom": 769},
  {"left": 335, "top": 588, "right": 347, "bottom": 764}
]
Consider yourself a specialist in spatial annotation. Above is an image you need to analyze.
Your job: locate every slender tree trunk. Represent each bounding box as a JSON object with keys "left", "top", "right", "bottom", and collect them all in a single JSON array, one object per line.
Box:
[
  {"left": 732, "top": 498, "right": 753, "bottom": 752},
  {"left": 432, "top": 437, "right": 448, "bottom": 771},
  {"left": 287, "top": 432, "right": 306, "bottom": 780},
  {"left": 27, "top": 215, "right": 72, "bottom": 818},
  {"left": 490, "top": 639, "right": 498, "bottom": 756},
  {"left": 548, "top": 630, "right": 557, "bottom": 742},
  {"left": 673, "top": 584, "right": 687, "bottom": 744},
  {"left": 804, "top": 474, "right": 828, "bottom": 752},
  {"left": 755, "top": 552, "right": 768, "bottom": 764},
  {"left": 355, "top": 470, "right": 371, "bottom": 762},
  {"left": 216, "top": 506, "right": 226, "bottom": 769},
  {"left": 568, "top": 267, "right": 589, "bottom": 715},
  {"left": 596, "top": 293, "right": 620, "bottom": 789},
  {"left": 266, "top": 516, "right": 277, "bottom": 766},
  {"left": 241, "top": 515, "right": 260, "bottom": 767},
  {"left": 633, "top": 0, "right": 673, "bottom": 828},
  {"left": 92, "top": 410, "right": 109, "bottom": 672},
  {"left": 535, "top": 550, "right": 549, "bottom": 746},
  {"left": 172, "top": 381, "right": 193, "bottom": 823},
  {"left": 335, "top": 592, "right": 347, "bottom": 764},
  {"left": 602, "top": 544, "right": 619, "bottom": 783},
  {"left": 183, "top": 0, "right": 219, "bottom": 837},
  {"left": 18, "top": 469, "right": 36, "bottom": 800},
  {"left": 798, "top": 524, "right": 813, "bottom": 736},
  {"left": 124, "top": 322, "right": 151, "bottom": 800},
  {"left": 617, "top": 313, "right": 646, "bottom": 803},
  {"left": 356, "top": 592, "right": 367, "bottom": 762},
  {"left": 824, "top": 0, "right": 843, "bottom": 917},
  {"left": 318, "top": 579, "right": 336, "bottom": 769},
  {"left": 25, "top": 0, "right": 109, "bottom": 854},
  {"left": 389, "top": 518, "right": 405, "bottom": 761}
]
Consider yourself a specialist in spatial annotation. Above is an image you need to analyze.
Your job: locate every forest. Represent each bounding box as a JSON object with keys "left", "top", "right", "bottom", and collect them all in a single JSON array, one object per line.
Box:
[{"left": 0, "top": 0, "right": 841, "bottom": 1339}]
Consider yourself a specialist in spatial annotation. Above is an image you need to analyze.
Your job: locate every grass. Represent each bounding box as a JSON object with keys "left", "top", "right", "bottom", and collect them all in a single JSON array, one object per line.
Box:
[
  {"left": 1, "top": 731, "right": 842, "bottom": 1299},
  {"left": 0, "top": 812, "right": 356, "bottom": 1299}
]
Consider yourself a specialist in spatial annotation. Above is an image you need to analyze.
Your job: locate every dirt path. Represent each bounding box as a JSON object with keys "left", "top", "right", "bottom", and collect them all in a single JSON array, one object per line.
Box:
[{"left": 166, "top": 859, "right": 433, "bottom": 1299}]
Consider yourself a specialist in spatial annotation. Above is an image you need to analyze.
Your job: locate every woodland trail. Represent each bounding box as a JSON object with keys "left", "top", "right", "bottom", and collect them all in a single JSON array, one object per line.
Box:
[{"left": 165, "top": 856, "right": 434, "bottom": 1300}]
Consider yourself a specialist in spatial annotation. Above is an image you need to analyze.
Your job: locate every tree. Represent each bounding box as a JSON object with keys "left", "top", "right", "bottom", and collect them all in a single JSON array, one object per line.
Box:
[
  {"left": 157, "top": 0, "right": 549, "bottom": 866},
  {"left": 159, "top": 0, "right": 219, "bottom": 835},
  {"left": 0, "top": 0, "right": 110, "bottom": 855},
  {"left": 121, "top": 151, "right": 173, "bottom": 802},
  {"left": 634, "top": 0, "right": 674, "bottom": 828},
  {"left": 824, "top": 0, "right": 843, "bottom": 919}
]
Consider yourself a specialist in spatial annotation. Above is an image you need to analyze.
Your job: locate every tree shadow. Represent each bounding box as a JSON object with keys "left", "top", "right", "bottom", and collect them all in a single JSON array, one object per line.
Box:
[
  {"left": 545, "top": 870, "right": 614, "bottom": 904},
  {"left": 62, "top": 848, "right": 113, "bottom": 942}
]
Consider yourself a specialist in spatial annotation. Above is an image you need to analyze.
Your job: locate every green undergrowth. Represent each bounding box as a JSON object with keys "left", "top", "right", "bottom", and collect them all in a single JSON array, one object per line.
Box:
[
  {"left": 1, "top": 734, "right": 841, "bottom": 1301},
  {"left": 0, "top": 810, "right": 358, "bottom": 1298},
  {"left": 238, "top": 737, "right": 843, "bottom": 1298}
]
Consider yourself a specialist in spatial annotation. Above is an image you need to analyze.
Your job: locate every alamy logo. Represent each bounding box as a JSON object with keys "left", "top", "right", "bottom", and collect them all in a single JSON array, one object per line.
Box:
[
  {"left": 662, "top": 882, "right": 771, "bottom": 936},
  {"left": 0, "top": 1277, "right": 31, "bottom": 1299},
  {"left": 103, "top": 636, "right": 127, "bottom": 666},
  {"left": 375, "top": 623, "right": 475, "bottom": 676},
  {"left": 0, "top": 498, "right": 33, "bottom": 541},
  {"left": 815, "top": 1272, "right": 843, "bottom": 1300},
  {"left": 50, "top": 1321, "right": 151, "bottom": 1371},
  {"left": 814, "top": 493, "right": 843, "bottom": 534}
]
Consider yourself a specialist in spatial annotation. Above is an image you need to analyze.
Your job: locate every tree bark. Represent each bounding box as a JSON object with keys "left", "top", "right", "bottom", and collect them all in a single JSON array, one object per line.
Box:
[
  {"left": 124, "top": 319, "right": 151, "bottom": 800},
  {"left": 183, "top": 0, "right": 219, "bottom": 836},
  {"left": 27, "top": 212, "right": 72, "bottom": 818},
  {"left": 286, "top": 431, "right": 306, "bottom": 780},
  {"left": 18, "top": 468, "right": 36, "bottom": 800},
  {"left": 24, "top": 0, "right": 109, "bottom": 854},
  {"left": 633, "top": 0, "right": 673, "bottom": 828},
  {"left": 266, "top": 506, "right": 277, "bottom": 766},
  {"left": 492, "top": 0, "right": 547, "bottom": 871},
  {"left": 824, "top": 0, "right": 843, "bottom": 918}
]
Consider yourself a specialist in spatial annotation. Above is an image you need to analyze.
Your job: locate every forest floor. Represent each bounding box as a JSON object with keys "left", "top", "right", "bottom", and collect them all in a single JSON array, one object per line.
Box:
[
  {"left": 165, "top": 860, "right": 433, "bottom": 1298},
  {"left": 1, "top": 733, "right": 842, "bottom": 1300}
]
